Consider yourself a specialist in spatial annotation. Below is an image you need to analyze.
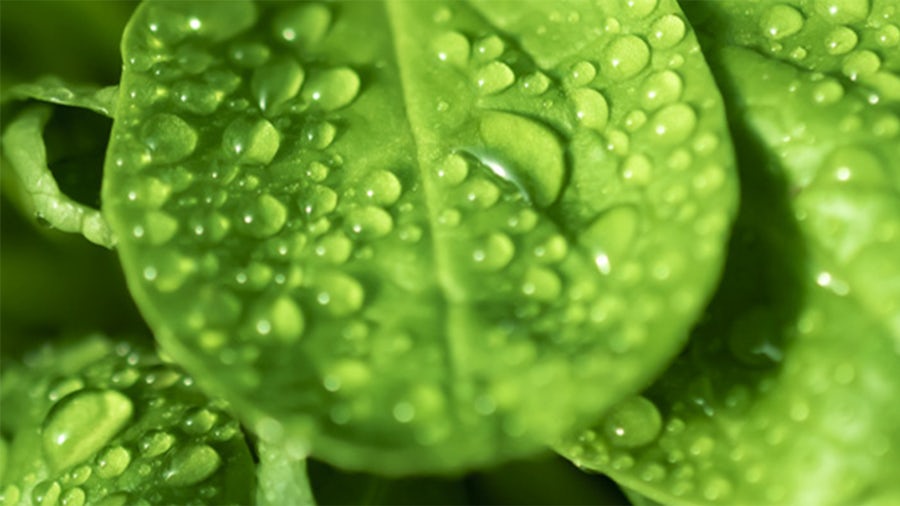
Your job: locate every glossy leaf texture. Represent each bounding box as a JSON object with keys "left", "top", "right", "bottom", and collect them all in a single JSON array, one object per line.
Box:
[
  {"left": 0, "top": 335, "right": 256, "bottom": 505},
  {"left": 558, "top": 1, "right": 900, "bottom": 504},
  {"left": 101, "top": 0, "right": 737, "bottom": 474}
]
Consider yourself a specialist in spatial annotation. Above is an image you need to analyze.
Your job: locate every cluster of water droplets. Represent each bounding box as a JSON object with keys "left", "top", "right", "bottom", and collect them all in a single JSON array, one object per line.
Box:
[{"left": 1, "top": 339, "right": 251, "bottom": 506}]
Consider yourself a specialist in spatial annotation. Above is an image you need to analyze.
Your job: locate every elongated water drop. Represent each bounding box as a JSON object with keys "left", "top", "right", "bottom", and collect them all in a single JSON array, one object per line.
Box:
[{"left": 580, "top": 206, "right": 641, "bottom": 275}]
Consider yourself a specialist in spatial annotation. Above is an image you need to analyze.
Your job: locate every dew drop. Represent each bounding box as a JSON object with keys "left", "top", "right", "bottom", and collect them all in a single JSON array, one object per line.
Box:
[
  {"left": 43, "top": 390, "right": 133, "bottom": 472},
  {"left": 315, "top": 233, "right": 353, "bottom": 264},
  {"left": 521, "top": 72, "right": 551, "bottom": 95},
  {"left": 252, "top": 57, "right": 304, "bottom": 112},
  {"left": 649, "top": 103, "right": 696, "bottom": 145},
  {"left": 238, "top": 194, "right": 287, "bottom": 238},
  {"left": 171, "top": 80, "right": 225, "bottom": 115},
  {"left": 60, "top": 487, "right": 85, "bottom": 506},
  {"left": 648, "top": 14, "right": 686, "bottom": 48},
  {"left": 521, "top": 266, "right": 562, "bottom": 301},
  {"left": 568, "top": 61, "right": 597, "bottom": 86},
  {"left": 361, "top": 170, "right": 402, "bottom": 206},
  {"left": 619, "top": 153, "right": 653, "bottom": 185},
  {"left": 876, "top": 24, "right": 900, "bottom": 47},
  {"left": 141, "top": 113, "right": 197, "bottom": 163},
  {"left": 251, "top": 296, "right": 305, "bottom": 343},
  {"left": 471, "top": 232, "right": 515, "bottom": 271},
  {"left": 432, "top": 31, "right": 469, "bottom": 65},
  {"left": 626, "top": 0, "right": 659, "bottom": 18},
  {"left": 393, "top": 402, "right": 416, "bottom": 423},
  {"left": 761, "top": 5, "right": 805, "bottom": 40},
  {"left": 812, "top": 78, "right": 844, "bottom": 104},
  {"left": 475, "top": 61, "right": 515, "bottom": 95},
  {"left": 603, "top": 35, "right": 650, "bottom": 80},
  {"left": 842, "top": 50, "right": 881, "bottom": 80},
  {"left": 274, "top": 3, "right": 331, "bottom": 47},
  {"left": 182, "top": 408, "right": 218, "bottom": 435},
  {"left": 140, "top": 430, "right": 175, "bottom": 457},
  {"left": 315, "top": 272, "right": 364, "bottom": 315},
  {"left": 570, "top": 88, "right": 609, "bottom": 132},
  {"left": 96, "top": 445, "right": 131, "bottom": 479},
  {"left": 229, "top": 41, "right": 270, "bottom": 68},
  {"left": 302, "top": 121, "right": 337, "bottom": 150},
  {"left": 435, "top": 153, "right": 469, "bottom": 186},
  {"left": 473, "top": 35, "right": 505, "bottom": 61},
  {"left": 603, "top": 396, "right": 662, "bottom": 448},
  {"left": 163, "top": 444, "right": 221, "bottom": 486},
  {"left": 641, "top": 70, "right": 683, "bottom": 110},
  {"left": 303, "top": 67, "right": 360, "bottom": 111},
  {"left": 815, "top": 0, "right": 870, "bottom": 23},
  {"left": 824, "top": 26, "right": 858, "bottom": 54},
  {"left": 346, "top": 206, "right": 394, "bottom": 238},
  {"left": 31, "top": 481, "right": 61, "bottom": 506},
  {"left": 222, "top": 116, "right": 280, "bottom": 164},
  {"left": 581, "top": 206, "right": 640, "bottom": 275}
]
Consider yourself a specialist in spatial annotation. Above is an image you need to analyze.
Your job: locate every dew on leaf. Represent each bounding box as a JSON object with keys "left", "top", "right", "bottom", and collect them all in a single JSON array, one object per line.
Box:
[
  {"left": 140, "top": 113, "right": 197, "bottom": 164},
  {"left": 273, "top": 3, "right": 331, "bottom": 47},
  {"left": 432, "top": 31, "right": 469, "bottom": 65},
  {"left": 303, "top": 67, "right": 360, "bottom": 111},
  {"left": 521, "top": 266, "right": 562, "bottom": 301},
  {"left": 182, "top": 408, "right": 218, "bottom": 435},
  {"left": 580, "top": 206, "right": 641, "bottom": 275},
  {"left": 760, "top": 4, "right": 805, "bottom": 40},
  {"left": 315, "top": 233, "right": 353, "bottom": 264},
  {"left": 471, "top": 232, "right": 515, "bottom": 271},
  {"left": 251, "top": 295, "right": 305, "bottom": 343},
  {"left": 172, "top": 80, "right": 225, "bottom": 115},
  {"left": 95, "top": 445, "right": 131, "bottom": 479},
  {"left": 237, "top": 194, "right": 287, "bottom": 238},
  {"left": 626, "top": 0, "right": 659, "bottom": 18},
  {"left": 361, "top": 169, "right": 402, "bottom": 206},
  {"left": 641, "top": 70, "right": 684, "bottom": 110},
  {"left": 815, "top": 0, "right": 871, "bottom": 23},
  {"left": 571, "top": 88, "right": 609, "bottom": 132},
  {"left": 229, "top": 41, "right": 270, "bottom": 68},
  {"left": 163, "top": 444, "right": 221, "bottom": 486},
  {"left": 222, "top": 116, "right": 280, "bottom": 164},
  {"left": 521, "top": 71, "right": 551, "bottom": 95},
  {"left": 648, "top": 14, "right": 686, "bottom": 49},
  {"left": 302, "top": 121, "right": 337, "bottom": 149},
  {"left": 825, "top": 25, "right": 858, "bottom": 54},
  {"left": 435, "top": 153, "right": 469, "bottom": 186},
  {"left": 461, "top": 178, "right": 500, "bottom": 209},
  {"left": 473, "top": 34, "right": 505, "bottom": 61},
  {"left": 475, "top": 61, "right": 515, "bottom": 95},
  {"left": 568, "top": 61, "right": 597, "bottom": 86},
  {"left": 346, "top": 206, "right": 394, "bottom": 238},
  {"left": 315, "top": 272, "right": 364, "bottom": 316},
  {"left": 60, "top": 487, "right": 86, "bottom": 506},
  {"left": 842, "top": 50, "right": 881, "bottom": 80},
  {"left": 876, "top": 24, "right": 900, "bottom": 46},
  {"left": 31, "top": 481, "right": 61, "bottom": 506},
  {"left": 42, "top": 390, "right": 134, "bottom": 472},
  {"left": 603, "top": 35, "right": 650, "bottom": 80},
  {"left": 650, "top": 103, "right": 697, "bottom": 145},
  {"left": 620, "top": 153, "right": 653, "bottom": 185},
  {"left": 139, "top": 430, "right": 175, "bottom": 457},
  {"left": 251, "top": 56, "right": 304, "bottom": 112}
]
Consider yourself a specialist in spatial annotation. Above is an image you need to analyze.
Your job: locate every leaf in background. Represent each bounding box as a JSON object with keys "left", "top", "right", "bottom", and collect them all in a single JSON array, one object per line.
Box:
[
  {"left": 101, "top": 0, "right": 736, "bottom": 474},
  {"left": 0, "top": 335, "right": 256, "bottom": 505},
  {"left": 558, "top": 1, "right": 900, "bottom": 503}
]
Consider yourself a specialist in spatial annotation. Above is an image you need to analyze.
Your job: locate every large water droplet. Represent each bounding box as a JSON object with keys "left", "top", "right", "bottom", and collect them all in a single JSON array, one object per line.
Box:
[
  {"left": 603, "top": 35, "right": 650, "bottom": 80},
  {"left": 163, "top": 444, "right": 221, "bottom": 486},
  {"left": 648, "top": 14, "right": 686, "bottom": 48},
  {"left": 475, "top": 61, "right": 515, "bottom": 95},
  {"left": 760, "top": 5, "right": 805, "bottom": 40},
  {"left": 641, "top": 70, "right": 683, "bottom": 110},
  {"left": 238, "top": 194, "right": 287, "bottom": 238},
  {"left": 223, "top": 116, "right": 280, "bottom": 164},
  {"left": 649, "top": 103, "right": 696, "bottom": 145},
  {"left": 43, "top": 390, "right": 133, "bottom": 472},
  {"left": 361, "top": 170, "right": 402, "bottom": 206},
  {"left": 252, "top": 57, "right": 304, "bottom": 112},
  {"left": 478, "top": 111, "right": 565, "bottom": 207},
  {"left": 141, "top": 114, "right": 197, "bottom": 164},
  {"left": 95, "top": 445, "right": 131, "bottom": 479},
  {"left": 580, "top": 206, "right": 640, "bottom": 275},
  {"left": 303, "top": 67, "right": 360, "bottom": 111},
  {"left": 603, "top": 395, "right": 663, "bottom": 448},
  {"left": 571, "top": 88, "right": 609, "bottom": 132},
  {"left": 824, "top": 25, "right": 858, "bottom": 54},
  {"left": 432, "top": 31, "right": 469, "bottom": 65}
]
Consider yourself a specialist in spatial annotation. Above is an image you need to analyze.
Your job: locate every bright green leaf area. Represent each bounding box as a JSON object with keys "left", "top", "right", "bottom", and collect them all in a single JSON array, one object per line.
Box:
[
  {"left": 558, "top": 1, "right": 900, "bottom": 504},
  {"left": 101, "top": 0, "right": 736, "bottom": 474}
]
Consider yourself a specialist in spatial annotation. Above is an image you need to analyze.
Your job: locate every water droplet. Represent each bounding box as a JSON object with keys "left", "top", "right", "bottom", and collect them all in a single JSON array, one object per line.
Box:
[
  {"left": 619, "top": 153, "right": 653, "bottom": 185},
  {"left": 603, "top": 35, "right": 650, "bottom": 80},
  {"left": 252, "top": 57, "right": 304, "bottom": 112},
  {"left": 521, "top": 266, "right": 562, "bottom": 301},
  {"left": 229, "top": 41, "right": 270, "bottom": 68},
  {"left": 475, "top": 61, "right": 515, "bottom": 95},
  {"left": 315, "top": 272, "right": 364, "bottom": 315},
  {"left": 581, "top": 206, "right": 640, "bottom": 275},
  {"left": 141, "top": 113, "right": 197, "bottom": 164},
  {"left": 435, "top": 153, "right": 470, "bottom": 186},
  {"left": 315, "top": 233, "right": 353, "bottom": 264},
  {"left": 66, "top": 465, "right": 92, "bottom": 486},
  {"left": 815, "top": 0, "right": 870, "bottom": 23},
  {"left": 876, "top": 24, "right": 900, "bottom": 47},
  {"left": 812, "top": 78, "right": 844, "bottom": 104},
  {"left": 624, "top": 110, "right": 647, "bottom": 131},
  {"left": 471, "top": 233, "right": 515, "bottom": 271},
  {"left": 96, "top": 445, "right": 131, "bottom": 479},
  {"left": 461, "top": 178, "right": 500, "bottom": 208},
  {"left": 163, "top": 444, "right": 221, "bottom": 486},
  {"left": 521, "top": 71, "right": 550, "bottom": 95},
  {"left": 824, "top": 25, "right": 858, "bottom": 54},
  {"left": 43, "top": 390, "right": 133, "bottom": 472},
  {"left": 568, "top": 61, "right": 597, "bottom": 86},
  {"left": 346, "top": 206, "right": 394, "bottom": 238},
  {"left": 303, "top": 67, "right": 360, "bottom": 111},
  {"left": 60, "top": 487, "right": 85, "bottom": 506},
  {"left": 303, "top": 185, "right": 338, "bottom": 218},
  {"left": 641, "top": 70, "right": 683, "bottom": 110},
  {"left": 432, "top": 31, "right": 469, "bottom": 65},
  {"left": 761, "top": 5, "right": 805, "bottom": 40},
  {"left": 139, "top": 210, "right": 178, "bottom": 245},
  {"left": 649, "top": 14, "right": 686, "bottom": 48},
  {"left": 842, "top": 50, "right": 881, "bottom": 80},
  {"left": 140, "top": 430, "right": 175, "bottom": 457},
  {"left": 238, "top": 194, "right": 287, "bottom": 238},
  {"left": 478, "top": 111, "right": 565, "bottom": 207},
  {"left": 251, "top": 295, "right": 305, "bottom": 343},
  {"left": 48, "top": 377, "right": 85, "bottom": 402},
  {"left": 473, "top": 35, "right": 505, "bottom": 61},
  {"left": 627, "top": 0, "right": 659, "bottom": 18},
  {"left": 361, "top": 170, "right": 402, "bottom": 206},
  {"left": 274, "top": 3, "right": 331, "bottom": 47},
  {"left": 182, "top": 408, "right": 218, "bottom": 435},
  {"left": 223, "top": 116, "right": 280, "bottom": 164},
  {"left": 172, "top": 80, "right": 225, "bottom": 115},
  {"left": 31, "top": 481, "right": 61, "bottom": 506},
  {"left": 570, "top": 88, "right": 609, "bottom": 132},
  {"left": 649, "top": 103, "right": 696, "bottom": 145},
  {"left": 302, "top": 121, "right": 337, "bottom": 150}
]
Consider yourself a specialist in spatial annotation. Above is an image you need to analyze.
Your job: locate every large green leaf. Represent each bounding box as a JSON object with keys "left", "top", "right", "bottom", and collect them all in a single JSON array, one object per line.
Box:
[
  {"left": 101, "top": 0, "right": 737, "bottom": 474},
  {"left": 558, "top": 1, "right": 900, "bottom": 503}
]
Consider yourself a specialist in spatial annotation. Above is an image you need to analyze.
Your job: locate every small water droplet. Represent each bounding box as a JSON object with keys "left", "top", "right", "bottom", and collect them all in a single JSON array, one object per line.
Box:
[
  {"left": 842, "top": 50, "right": 881, "bottom": 80},
  {"left": 581, "top": 206, "right": 640, "bottom": 275},
  {"left": 223, "top": 116, "right": 280, "bottom": 164},
  {"left": 521, "top": 266, "right": 561, "bottom": 301},
  {"left": 141, "top": 113, "right": 197, "bottom": 164},
  {"left": 824, "top": 25, "right": 858, "bottom": 54},
  {"left": 435, "top": 153, "right": 469, "bottom": 186},
  {"left": 815, "top": 0, "right": 870, "bottom": 23},
  {"left": 96, "top": 445, "right": 131, "bottom": 479},
  {"left": 182, "top": 408, "right": 218, "bottom": 435},
  {"left": 649, "top": 103, "right": 696, "bottom": 145},
  {"left": 303, "top": 67, "right": 360, "bottom": 111},
  {"left": 237, "top": 194, "right": 287, "bottom": 238},
  {"left": 761, "top": 4, "right": 805, "bottom": 40},
  {"left": 346, "top": 206, "right": 394, "bottom": 238},
  {"left": 43, "top": 390, "right": 133, "bottom": 472},
  {"left": 315, "top": 272, "right": 364, "bottom": 315},
  {"left": 641, "top": 70, "right": 683, "bottom": 110},
  {"left": 474, "top": 61, "right": 515, "bottom": 95},
  {"left": 31, "top": 481, "right": 61, "bottom": 506},
  {"left": 471, "top": 232, "right": 515, "bottom": 271},
  {"left": 229, "top": 41, "right": 270, "bottom": 68},
  {"left": 603, "top": 35, "right": 650, "bottom": 80},
  {"left": 140, "top": 430, "right": 175, "bottom": 457},
  {"left": 568, "top": 61, "right": 597, "bottom": 86},
  {"left": 361, "top": 169, "right": 402, "bottom": 206},
  {"left": 251, "top": 296, "right": 305, "bottom": 343},
  {"left": 812, "top": 78, "right": 844, "bottom": 104},
  {"left": 876, "top": 24, "right": 900, "bottom": 47},
  {"left": 274, "top": 3, "right": 331, "bottom": 47},
  {"left": 432, "top": 31, "right": 469, "bottom": 65},
  {"left": 252, "top": 57, "right": 304, "bottom": 112},
  {"left": 473, "top": 34, "right": 505, "bottom": 61},
  {"left": 626, "top": 0, "right": 659, "bottom": 18},
  {"left": 571, "top": 88, "right": 609, "bottom": 132},
  {"left": 521, "top": 71, "right": 551, "bottom": 95},
  {"left": 60, "top": 487, "right": 85, "bottom": 506},
  {"left": 619, "top": 153, "right": 653, "bottom": 185},
  {"left": 163, "top": 444, "right": 222, "bottom": 486}
]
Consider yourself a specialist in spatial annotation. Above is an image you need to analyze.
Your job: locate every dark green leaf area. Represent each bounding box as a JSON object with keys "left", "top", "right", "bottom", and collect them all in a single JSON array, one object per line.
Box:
[
  {"left": 0, "top": 336, "right": 255, "bottom": 506},
  {"left": 102, "top": 0, "right": 736, "bottom": 473},
  {"left": 558, "top": 47, "right": 900, "bottom": 506}
]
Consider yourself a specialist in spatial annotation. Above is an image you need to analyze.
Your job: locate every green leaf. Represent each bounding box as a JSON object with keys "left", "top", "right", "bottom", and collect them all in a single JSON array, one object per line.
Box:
[
  {"left": 557, "top": 2, "right": 900, "bottom": 503},
  {"left": 4, "top": 77, "right": 119, "bottom": 117},
  {"left": 2, "top": 104, "right": 116, "bottom": 248},
  {"left": 0, "top": 335, "right": 256, "bottom": 505},
  {"left": 101, "top": 0, "right": 737, "bottom": 474}
]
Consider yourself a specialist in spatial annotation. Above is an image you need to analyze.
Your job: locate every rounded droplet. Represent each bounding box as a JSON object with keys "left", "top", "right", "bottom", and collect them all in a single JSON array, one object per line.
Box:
[
  {"left": 302, "top": 121, "right": 337, "bottom": 149},
  {"left": 521, "top": 266, "right": 561, "bottom": 301},
  {"left": 471, "top": 233, "right": 515, "bottom": 271},
  {"left": 432, "top": 31, "right": 469, "bottom": 65},
  {"left": 163, "top": 444, "right": 221, "bottom": 486},
  {"left": 760, "top": 5, "right": 804, "bottom": 40},
  {"left": 96, "top": 445, "right": 131, "bottom": 479},
  {"left": 473, "top": 34, "right": 505, "bottom": 61},
  {"left": 478, "top": 112, "right": 565, "bottom": 207},
  {"left": 475, "top": 61, "right": 515, "bottom": 95},
  {"left": 302, "top": 67, "right": 360, "bottom": 111},
  {"left": 141, "top": 113, "right": 197, "bottom": 163},
  {"left": 521, "top": 72, "right": 550, "bottom": 95},
  {"left": 602, "top": 396, "right": 663, "bottom": 448},
  {"left": 172, "top": 80, "right": 225, "bottom": 115},
  {"left": 876, "top": 24, "right": 900, "bottom": 47},
  {"left": 580, "top": 206, "right": 640, "bottom": 275},
  {"left": 641, "top": 70, "right": 683, "bottom": 110},
  {"left": 571, "top": 88, "right": 609, "bottom": 132},
  {"left": 603, "top": 35, "right": 650, "bottom": 80},
  {"left": 825, "top": 26, "right": 858, "bottom": 54},
  {"left": 649, "top": 14, "right": 686, "bottom": 48},
  {"left": 362, "top": 170, "right": 402, "bottom": 206},
  {"left": 620, "top": 153, "right": 653, "bottom": 185},
  {"left": 815, "top": 0, "right": 870, "bottom": 23},
  {"left": 251, "top": 296, "right": 304, "bottom": 343},
  {"left": 43, "top": 390, "right": 134, "bottom": 472},
  {"left": 315, "top": 233, "right": 353, "bottom": 264},
  {"left": 238, "top": 194, "right": 287, "bottom": 238},
  {"left": 229, "top": 41, "right": 270, "bottom": 68},
  {"left": 60, "top": 487, "right": 86, "bottom": 506},
  {"left": 626, "top": 0, "right": 659, "bottom": 18},
  {"left": 649, "top": 103, "right": 696, "bottom": 145},
  {"left": 139, "top": 210, "right": 179, "bottom": 246},
  {"left": 31, "top": 481, "right": 61, "bottom": 506},
  {"left": 223, "top": 116, "right": 280, "bottom": 164},
  {"left": 817, "top": 146, "right": 888, "bottom": 186},
  {"left": 252, "top": 57, "right": 304, "bottom": 112},
  {"left": 435, "top": 153, "right": 469, "bottom": 186},
  {"left": 140, "top": 430, "right": 175, "bottom": 457},
  {"left": 842, "top": 50, "right": 881, "bottom": 80},
  {"left": 568, "top": 61, "right": 597, "bottom": 86},
  {"left": 274, "top": 3, "right": 331, "bottom": 47},
  {"left": 346, "top": 206, "right": 394, "bottom": 238},
  {"left": 315, "top": 272, "right": 364, "bottom": 316},
  {"left": 302, "top": 184, "right": 338, "bottom": 218},
  {"left": 812, "top": 78, "right": 844, "bottom": 104}
]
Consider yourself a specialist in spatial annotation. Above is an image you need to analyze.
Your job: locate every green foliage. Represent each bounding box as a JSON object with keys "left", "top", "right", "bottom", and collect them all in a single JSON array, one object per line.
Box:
[{"left": 1, "top": 0, "right": 897, "bottom": 504}]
